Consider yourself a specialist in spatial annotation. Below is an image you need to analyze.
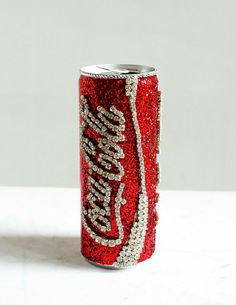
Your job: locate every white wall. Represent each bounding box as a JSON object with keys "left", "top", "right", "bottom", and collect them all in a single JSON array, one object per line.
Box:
[{"left": 0, "top": 0, "right": 235, "bottom": 190}]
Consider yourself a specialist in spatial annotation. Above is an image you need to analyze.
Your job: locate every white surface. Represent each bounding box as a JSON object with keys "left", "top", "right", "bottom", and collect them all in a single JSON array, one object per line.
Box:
[
  {"left": 0, "top": 0, "right": 236, "bottom": 190},
  {"left": 0, "top": 187, "right": 235, "bottom": 305}
]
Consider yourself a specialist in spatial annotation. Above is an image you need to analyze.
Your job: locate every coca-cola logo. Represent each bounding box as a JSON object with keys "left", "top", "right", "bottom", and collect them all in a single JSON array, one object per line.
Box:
[{"left": 80, "top": 95, "right": 126, "bottom": 247}]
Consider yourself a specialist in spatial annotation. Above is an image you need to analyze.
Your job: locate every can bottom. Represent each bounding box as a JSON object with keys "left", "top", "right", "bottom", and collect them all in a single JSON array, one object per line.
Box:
[{"left": 84, "top": 256, "right": 135, "bottom": 270}]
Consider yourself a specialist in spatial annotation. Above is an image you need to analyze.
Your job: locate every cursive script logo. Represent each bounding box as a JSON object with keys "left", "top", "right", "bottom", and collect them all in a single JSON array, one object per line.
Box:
[{"left": 80, "top": 95, "right": 126, "bottom": 247}]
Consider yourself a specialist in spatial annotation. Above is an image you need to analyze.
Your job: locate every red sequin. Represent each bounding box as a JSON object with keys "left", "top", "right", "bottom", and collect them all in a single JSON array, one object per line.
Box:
[{"left": 79, "top": 74, "right": 161, "bottom": 266}]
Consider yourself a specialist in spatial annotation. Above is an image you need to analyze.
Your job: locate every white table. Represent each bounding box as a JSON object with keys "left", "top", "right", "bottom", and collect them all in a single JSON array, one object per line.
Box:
[{"left": 0, "top": 187, "right": 235, "bottom": 305}]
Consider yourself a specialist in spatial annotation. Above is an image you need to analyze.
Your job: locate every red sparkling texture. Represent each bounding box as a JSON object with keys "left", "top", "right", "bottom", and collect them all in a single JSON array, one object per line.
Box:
[{"left": 79, "top": 74, "right": 161, "bottom": 266}]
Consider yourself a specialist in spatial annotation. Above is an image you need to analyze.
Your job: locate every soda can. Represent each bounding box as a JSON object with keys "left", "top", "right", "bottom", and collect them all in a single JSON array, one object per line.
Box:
[{"left": 79, "top": 64, "right": 161, "bottom": 268}]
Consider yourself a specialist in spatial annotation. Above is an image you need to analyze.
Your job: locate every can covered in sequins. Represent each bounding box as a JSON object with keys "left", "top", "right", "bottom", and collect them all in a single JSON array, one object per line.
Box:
[{"left": 79, "top": 64, "right": 161, "bottom": 269}]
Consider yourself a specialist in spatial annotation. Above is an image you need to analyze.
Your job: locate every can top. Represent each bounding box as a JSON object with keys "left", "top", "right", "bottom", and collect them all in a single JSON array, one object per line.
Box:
[{"left": 80, "top": 64, "right": 157, "bottom": 79}]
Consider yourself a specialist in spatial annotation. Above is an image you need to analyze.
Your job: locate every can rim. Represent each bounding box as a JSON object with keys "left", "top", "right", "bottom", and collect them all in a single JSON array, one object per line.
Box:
[{"left": 80, "top": 64, "right": 157, "bottom": 79}]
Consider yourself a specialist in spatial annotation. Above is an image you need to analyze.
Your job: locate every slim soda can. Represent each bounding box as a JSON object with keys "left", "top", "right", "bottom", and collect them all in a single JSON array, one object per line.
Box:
[{"left": 79, "top": 64, "right": 161, "bottom": 268}]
